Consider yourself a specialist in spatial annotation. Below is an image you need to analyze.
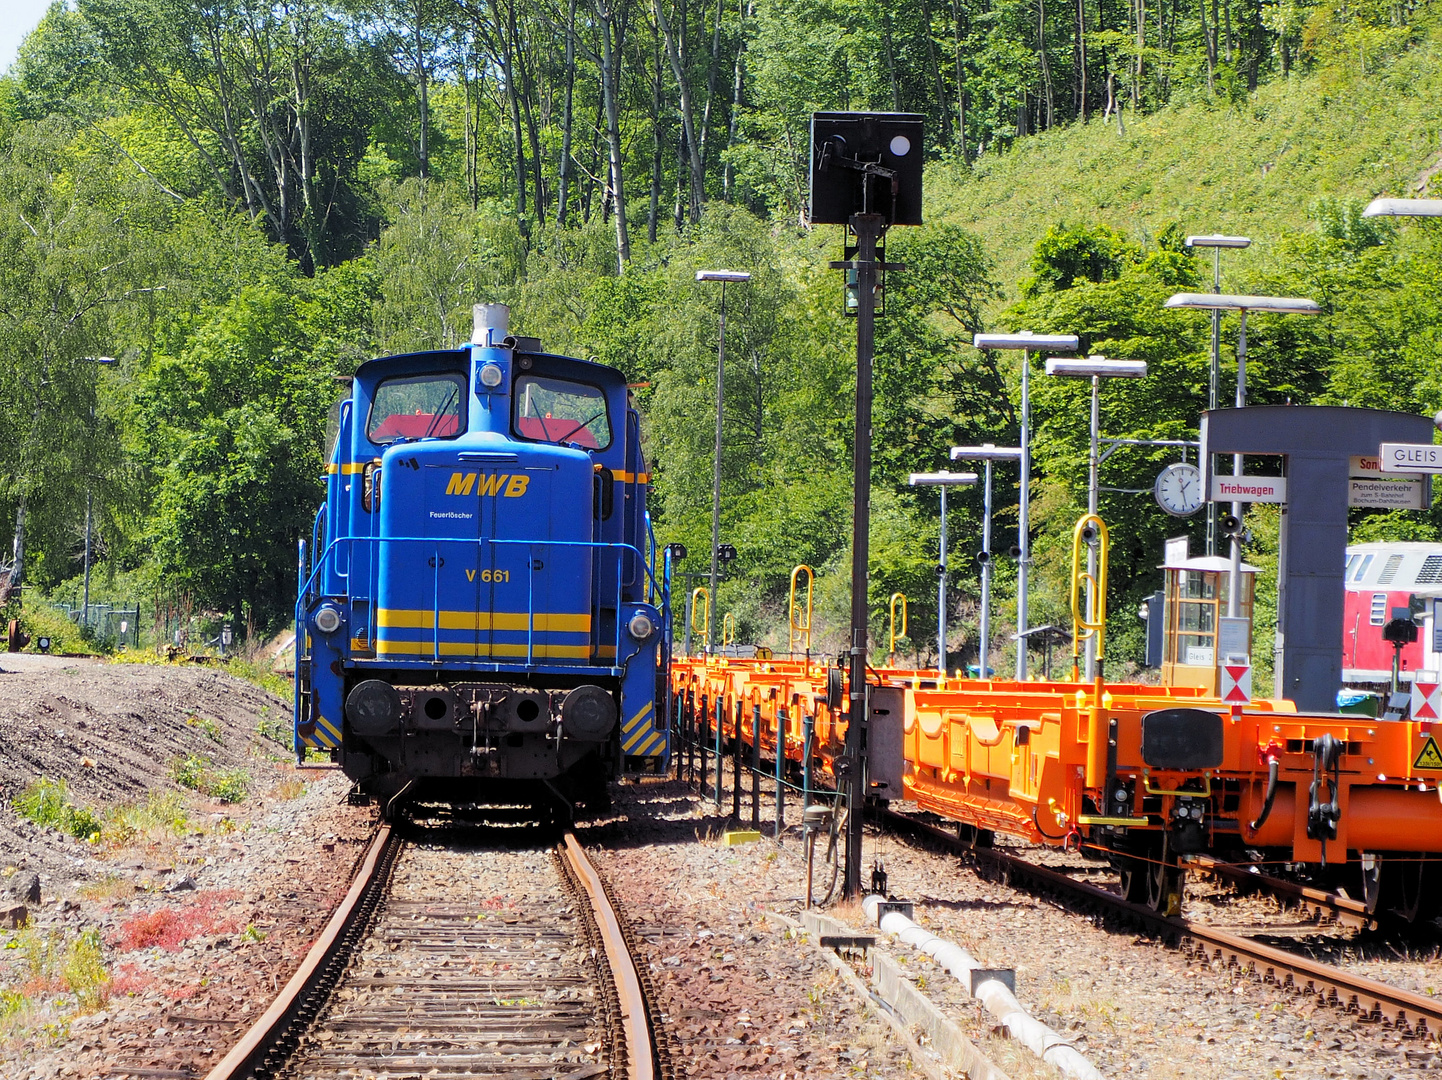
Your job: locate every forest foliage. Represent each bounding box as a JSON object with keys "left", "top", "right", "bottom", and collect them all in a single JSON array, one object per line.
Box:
[{"left": 0, "top": 0, "right": 1440, "bottom": 677}]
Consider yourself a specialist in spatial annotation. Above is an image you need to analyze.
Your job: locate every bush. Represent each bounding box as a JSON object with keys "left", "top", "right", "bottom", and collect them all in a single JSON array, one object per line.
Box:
[
  {"left": 168, "top": 755, "right": 249, "bottom": 803},
  {"left": 12, "top": 779, "right": 102, "bottom": 841},
  {"left": 8, "top": 601, "right": 103, "bottom": 656}
]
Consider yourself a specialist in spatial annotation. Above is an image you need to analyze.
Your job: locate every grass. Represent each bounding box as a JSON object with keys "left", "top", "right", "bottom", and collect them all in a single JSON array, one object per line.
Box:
[
  {"left": 12, "top": 779, "right": 102, "bottom": 842},
  {"left": 101, "top": 790, "right": 191, "bottom": 846},
  {"left": 1, "top": 925, "right": 112, "bottom": 1012},
  {"left": 169, "top": 755, "right": 250, "bottom": 803},
  {"left": 927, "top": 13, "right": 1442, "bottom": 301},
  {"left": 186, "top": 714, "right": 224, "bottom": 743}
]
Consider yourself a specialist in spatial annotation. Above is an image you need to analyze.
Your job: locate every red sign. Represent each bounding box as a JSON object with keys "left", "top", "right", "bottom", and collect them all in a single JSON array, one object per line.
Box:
[
  {"left": 1220, "top": 664, "right": 1252, "bottom": 704},
  {"left": 1412, "top": 679, "right": 1442, "bottom": 721}
]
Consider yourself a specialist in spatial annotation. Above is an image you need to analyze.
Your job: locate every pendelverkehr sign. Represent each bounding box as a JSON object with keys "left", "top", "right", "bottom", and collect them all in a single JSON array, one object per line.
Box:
[{"left": 1380, "top": 442, "right": 1442, "bottom": 473}]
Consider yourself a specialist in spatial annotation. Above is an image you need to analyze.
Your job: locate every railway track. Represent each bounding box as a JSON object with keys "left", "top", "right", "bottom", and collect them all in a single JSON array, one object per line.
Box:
[
  {"left": 203, "top": 820, "right": 666, "bottom": 1080},
  {"left": 879, "top": 808, "right": 1442, "bottom": 1039}
]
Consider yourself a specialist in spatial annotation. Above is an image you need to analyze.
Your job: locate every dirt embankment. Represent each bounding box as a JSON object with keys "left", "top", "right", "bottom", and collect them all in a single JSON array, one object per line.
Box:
[{"left": 0, "top": 655, "right": 374, "bottom": 1080}]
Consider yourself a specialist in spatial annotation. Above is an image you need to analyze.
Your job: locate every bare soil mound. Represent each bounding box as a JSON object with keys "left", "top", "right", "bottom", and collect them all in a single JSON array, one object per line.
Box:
[{"left": 0, "top": 657, "right": 375, "bottom": 1080}]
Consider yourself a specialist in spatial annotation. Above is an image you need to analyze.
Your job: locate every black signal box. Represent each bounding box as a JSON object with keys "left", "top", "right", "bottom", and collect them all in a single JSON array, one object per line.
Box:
[{"left": 809, "top": 112, "right": 924, "bottom": 227}]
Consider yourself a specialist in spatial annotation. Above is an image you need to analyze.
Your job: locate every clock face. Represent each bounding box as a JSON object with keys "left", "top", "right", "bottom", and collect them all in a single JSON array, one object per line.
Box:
[{"left": 1155, "top": 463, "right": 1204, "bottom": 516}]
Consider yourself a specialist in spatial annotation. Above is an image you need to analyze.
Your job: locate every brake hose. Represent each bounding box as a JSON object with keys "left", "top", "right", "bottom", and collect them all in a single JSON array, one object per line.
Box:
[{"left": 1248, "top": 752, "right": 1280, "bottom": 833}]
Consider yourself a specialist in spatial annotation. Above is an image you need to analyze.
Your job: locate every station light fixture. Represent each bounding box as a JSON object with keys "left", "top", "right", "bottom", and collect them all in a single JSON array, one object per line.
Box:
[
  {"left": 1164, "top": 293, "right": 1322, "bottom": 316},
  {"left": 969, "top": 333, "right": 1079, "bottom": 679},
  {"left": 1361, "top": 198, "right": 1442, "bottom": 218},
  {"left": 1184, "top": 235, "right": 1252, "bottom": 249}
]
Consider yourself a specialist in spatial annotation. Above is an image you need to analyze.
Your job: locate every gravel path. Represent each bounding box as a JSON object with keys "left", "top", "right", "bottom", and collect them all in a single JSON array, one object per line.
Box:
[{"left": 591, "top": 772, "right": 1442, "bottom": 1080}]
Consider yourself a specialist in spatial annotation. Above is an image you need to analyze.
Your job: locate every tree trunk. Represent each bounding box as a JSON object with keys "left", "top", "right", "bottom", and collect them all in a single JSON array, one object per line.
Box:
[
  {"left": 1200, "top": 0, "right": 1215, "bottom": 90},
  {"left": 507, "top": 0, "right": 546, "bottom": 220},
  {"left": 594, "top": 0, "right": 632, "bottom": 268},
  {"left": 921, "top": 0, "right": 950, "bottom": 145},
  {"left": 649, "top": 23, "right": 663, "bottom": 242},
  {"left": 556, "top": 0, "right": 576, "bottom": 224},
  {"left": 1133, "top": 0, "right": 1143, "bottom": 107},
  {"left": 952, "top": 0, "right": 968, "bottom": 160},
  {"left": 882, "top": 12, "right": 901, "bottom": 110},
  {"left": 654, "top": 0, "right": 706, "bottom": 223},
  {"left": 1077, "top": 0, "right": 1087, "bottom": 121},
  {"left": 1037, "top": 0, "right": 1054, "bottom": 129},
  {"left": 723, "top": 0, "right": 751, "bottom": 200},
  {"left": 11, "top": 496, "right": 26, "bottom": 592},
  {"left": 1223, "top": 0, "right": 1232, "bottom": 63},
  {"left": 698, "top": 0, "right": 725, "bottom": 169}
]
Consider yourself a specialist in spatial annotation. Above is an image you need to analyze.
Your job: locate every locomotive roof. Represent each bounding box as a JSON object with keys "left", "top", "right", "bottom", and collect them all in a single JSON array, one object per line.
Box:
[
  {"left": 353, "top": 347, "right": 627, "bottom": 386},
  {"left": 1344, "top": 541, "right": 1442, "bottom": 593}
]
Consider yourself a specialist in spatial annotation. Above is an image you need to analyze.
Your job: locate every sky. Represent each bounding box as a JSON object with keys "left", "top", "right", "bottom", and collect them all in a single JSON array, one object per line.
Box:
[{"left": 2, "top": 0, "right": 56, "bottom": 74}]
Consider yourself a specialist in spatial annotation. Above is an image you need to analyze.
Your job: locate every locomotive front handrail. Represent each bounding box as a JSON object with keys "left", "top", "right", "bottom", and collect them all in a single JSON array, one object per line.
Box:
[{"left": 295, "top": 533, "right": 665, "bottom": 672}]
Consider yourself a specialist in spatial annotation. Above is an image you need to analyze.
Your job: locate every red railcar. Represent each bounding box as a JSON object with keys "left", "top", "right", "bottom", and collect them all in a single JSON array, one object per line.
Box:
[{"left": 1341, "top": 541, "right": 1442, "bottom": 684}]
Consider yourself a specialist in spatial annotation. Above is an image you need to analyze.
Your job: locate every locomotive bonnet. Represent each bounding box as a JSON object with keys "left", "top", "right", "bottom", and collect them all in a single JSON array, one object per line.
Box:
[{"left": 295, "top": 304, "right": 670, "bottom": 814}]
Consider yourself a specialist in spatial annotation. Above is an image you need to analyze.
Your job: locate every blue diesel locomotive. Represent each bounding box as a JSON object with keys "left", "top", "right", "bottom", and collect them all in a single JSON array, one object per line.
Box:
[{"left": 294, "top": 303, "right": 671, "bottom": 815}]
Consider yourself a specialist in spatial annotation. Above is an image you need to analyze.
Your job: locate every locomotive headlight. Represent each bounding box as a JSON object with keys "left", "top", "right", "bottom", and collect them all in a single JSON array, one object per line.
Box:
[
  {"left": 478, "top": 362, "right": 505, "bottom": 388},
  {"left": 313, "top": 604, "right": 343, "bottom": 635},
  {"left": 627, "top": 612, "right": 655, "bottom": 641}
]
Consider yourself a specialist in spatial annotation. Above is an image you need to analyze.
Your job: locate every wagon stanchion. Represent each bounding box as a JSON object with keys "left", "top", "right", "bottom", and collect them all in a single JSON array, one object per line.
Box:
[
  {"left": 802, "top": 710, "right": 815, "bottom": 813},
  {"left": 713, "top": 696, "right": 723, "bottom": 807},
  {"left": 698, "top": 692, "right": 709, "bottom": 800},
  {"left": 775, "top": 706, "right": 787, "bottom": 840},
  {"left": 751, "top": 703, "right": 762, "bottom": 829},
  {"left": 731, "top": 698, "right": 743, "bottom": 821}
]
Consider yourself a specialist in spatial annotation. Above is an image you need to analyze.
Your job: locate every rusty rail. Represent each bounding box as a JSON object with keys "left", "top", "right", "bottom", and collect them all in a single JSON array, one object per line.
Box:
[
  {"left": 880, "top": 809, "right": 1442, "bottom": 1038},
  {"left": 203, "top": 824, "right": 398, "bottom": 1080},
  {"left": 560, "top": 833, "right": 659, "bottom": 1080},
  {"left": 1186, "top": 853, "right": 1376, "bottom": 930}
]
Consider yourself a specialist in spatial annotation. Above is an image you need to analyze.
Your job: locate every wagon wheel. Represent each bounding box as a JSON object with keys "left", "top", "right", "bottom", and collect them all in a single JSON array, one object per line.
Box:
[
  {"left": 1147, "top": 847, "right": 1185, "bottom": 917},
  {"left": 1118, "top": 838, "right": 1184, "bottom": 915}
]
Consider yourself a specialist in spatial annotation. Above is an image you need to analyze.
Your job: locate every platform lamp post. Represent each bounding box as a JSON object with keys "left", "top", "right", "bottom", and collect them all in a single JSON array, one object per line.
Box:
[
  {"left": 971, "top": 332, "right": 1080, "bottom": 679},
  {"left": 1044, "top": 356, "right": 1148, "bottom": 679},
  {"left": 696, "top": 270, "right": 751, "bottom": 654},
  {"left": 1184, "top": 235, "right": 1250, "bottom": 557},
  {"left": 907, "top": 470, "right": 978, "bottom": 677},
  {"left": 1362, "top": 198, "right": 1442, "bottom": 219},
  {"left": 949, "top": 444, "right": 1024, "bottom": 682},
  {"left": 1163, "top": 293, "right": 1321, "bottom": 622}
]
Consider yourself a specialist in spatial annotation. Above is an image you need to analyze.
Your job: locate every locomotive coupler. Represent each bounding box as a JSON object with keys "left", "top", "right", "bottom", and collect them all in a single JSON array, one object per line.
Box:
[{"left": 1306, "top": 734, "right": 1343, "bottom": 859}]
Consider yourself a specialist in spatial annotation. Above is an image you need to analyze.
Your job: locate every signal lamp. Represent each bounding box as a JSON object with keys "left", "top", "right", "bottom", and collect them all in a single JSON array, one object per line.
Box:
[
  {"left": 975, "top": 550, "right": 991, "bottom": 565},
  {"left": 627, "top": 612, "right": 656, "bottom": 641},
  {"left": 478, "top": 362, "right": 505, "bottom": 388}
]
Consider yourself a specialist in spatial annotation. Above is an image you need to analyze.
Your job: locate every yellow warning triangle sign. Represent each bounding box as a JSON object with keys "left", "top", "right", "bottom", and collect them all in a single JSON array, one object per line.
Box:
[{"left": 1415, "top": 736, "right": 1442, "bottom": 771}]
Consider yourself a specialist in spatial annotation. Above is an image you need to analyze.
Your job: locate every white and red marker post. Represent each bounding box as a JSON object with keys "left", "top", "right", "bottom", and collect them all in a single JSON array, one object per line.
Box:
[
  {"left": 1220, "top": 661, "right": 1252, "bottom": 721},
  {"left": 1411, "top": 675, "right": 1441, "bottom": 731}
]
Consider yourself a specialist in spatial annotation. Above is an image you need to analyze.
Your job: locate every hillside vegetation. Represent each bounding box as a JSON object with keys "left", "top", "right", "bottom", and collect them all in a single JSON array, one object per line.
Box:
[
  {"left": 0, "top": 0, "right": 1439, "bottom": 681},
  {"left": 932, "top": 18, "right": 1442, "bottom": 293}
]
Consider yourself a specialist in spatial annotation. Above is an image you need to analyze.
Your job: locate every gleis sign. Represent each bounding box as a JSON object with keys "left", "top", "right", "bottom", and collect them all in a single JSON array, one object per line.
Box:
[
  {"left": 1209, "top": 475, "right": 1286, "bottom": 503},
  {"left": 1379, "top": 443, "right": 1442, "bottom": 474}
]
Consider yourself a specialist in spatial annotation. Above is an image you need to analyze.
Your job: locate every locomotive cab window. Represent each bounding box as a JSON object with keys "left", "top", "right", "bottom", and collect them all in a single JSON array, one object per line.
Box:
[
  {"left": 513, "top": 375, "right": 612, "bottom": 449},
  {"left": 367, "top": 373, "right": 465, "bottom": 444}
]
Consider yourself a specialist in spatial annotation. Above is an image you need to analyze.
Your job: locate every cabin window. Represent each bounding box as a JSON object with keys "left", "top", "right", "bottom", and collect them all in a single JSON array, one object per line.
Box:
[
  {"left": 367, "top": 373, "right": 466, "bottom": 444},
  {"left": 1344, "top": 553, "right": 1360, "bottom": 579},
  {"left": 513, "top": 375, "right": 612, "bottom": 449},
  {"left": 1353, "top": 554, "right": 1374, "bottom": 582},
  {"left": 1370, "top": 593, "right": 1388, "bottom": 625}
]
